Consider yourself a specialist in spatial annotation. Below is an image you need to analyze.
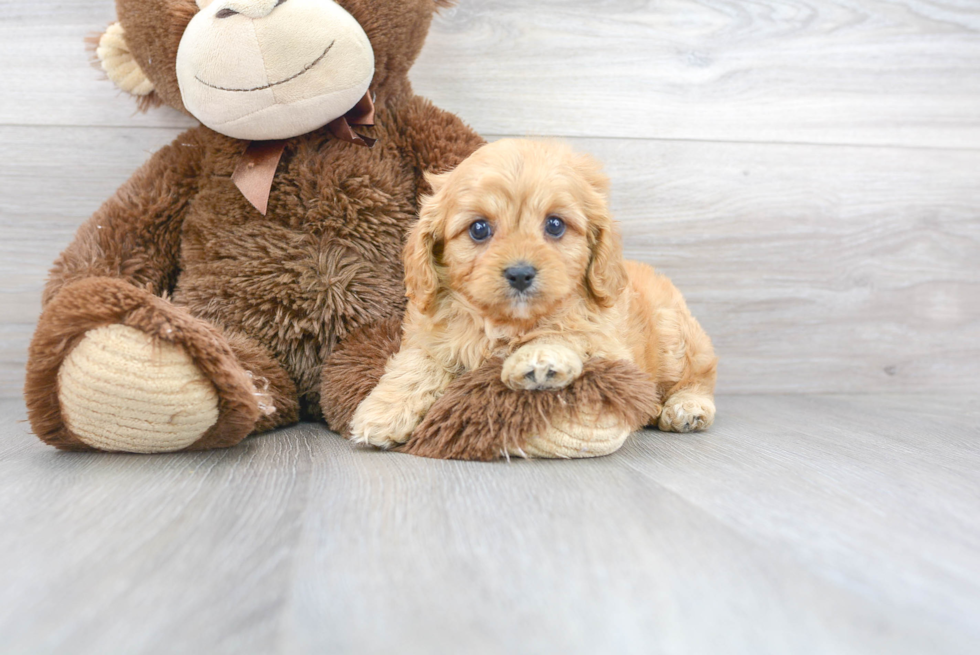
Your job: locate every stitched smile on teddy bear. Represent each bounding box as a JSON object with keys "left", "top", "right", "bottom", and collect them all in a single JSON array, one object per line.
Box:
[{"left": 194, "top": 40, "right": 335, "bottom": 92}]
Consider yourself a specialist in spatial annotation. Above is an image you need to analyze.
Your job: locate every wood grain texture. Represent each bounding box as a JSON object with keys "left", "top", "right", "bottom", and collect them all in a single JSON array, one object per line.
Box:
[
  {"left": 1, "top": 395, "right": 978, "bottom": 654},
  {"left": 3, "top": 4, "right": 979, "bottom": 652},
  {"left": 414, "top": 0, "right": 980, "bottom": 148},
  {"left": 2, "top": 1, "right": 980, "bottom": 147},
  {"left": 2, "top": 126, "right": 977, "bottom": 396}
]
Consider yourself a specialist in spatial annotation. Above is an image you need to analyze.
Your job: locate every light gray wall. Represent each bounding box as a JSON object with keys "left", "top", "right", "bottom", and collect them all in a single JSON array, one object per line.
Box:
[{"left": 1, "top": 0, "right": 978, "bottom": 398}]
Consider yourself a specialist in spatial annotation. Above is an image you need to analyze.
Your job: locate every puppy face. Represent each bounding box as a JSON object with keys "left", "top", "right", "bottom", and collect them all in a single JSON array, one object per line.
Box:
[{"left": 405, "top": 139, "right": 627, "bottom": 324}]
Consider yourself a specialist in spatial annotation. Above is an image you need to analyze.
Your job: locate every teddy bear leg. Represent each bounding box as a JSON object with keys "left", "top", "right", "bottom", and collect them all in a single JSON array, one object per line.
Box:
[
  {"left": 319, "top": 317, "right": 403, "bottom": 436},
  {"left": 403, "top": 359, "right": 662, "bottom": 461},
  {"left": 25, "top": 277, "right": 296, "bottom": 453},
  {"left": 55, "top": 323, "right": 221, "bottom": 453},
  {"left": 319, "top": 324, "right": 661, "bottom": 461},
  {"left": 221, "top": 330, "right": 300, "bottom": 435},
  {"left": 517, "top": 411, "right": 634, "bottom": 459}
]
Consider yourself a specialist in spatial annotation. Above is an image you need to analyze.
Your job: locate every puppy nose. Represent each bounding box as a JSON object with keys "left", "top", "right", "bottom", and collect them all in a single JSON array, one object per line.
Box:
[{"left": 504, "top": 264, "right": 537, "bottom": 292}]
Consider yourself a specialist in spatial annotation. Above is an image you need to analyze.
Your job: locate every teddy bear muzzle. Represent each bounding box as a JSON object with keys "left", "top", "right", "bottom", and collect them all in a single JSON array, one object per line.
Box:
[{"left": 175, "top": 0, "right": 375, "bottom": 140}]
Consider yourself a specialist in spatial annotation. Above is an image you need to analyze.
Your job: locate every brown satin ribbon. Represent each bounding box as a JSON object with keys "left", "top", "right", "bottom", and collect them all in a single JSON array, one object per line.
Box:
[
  {"left": 232, "top": 139, "right": 287, "bottom": 216},
  {"left": 328, "top": 91, "right": 377, "bottom": 148},
  {"left": 232, "top": 92, "right": 377, "bottom": 215}
]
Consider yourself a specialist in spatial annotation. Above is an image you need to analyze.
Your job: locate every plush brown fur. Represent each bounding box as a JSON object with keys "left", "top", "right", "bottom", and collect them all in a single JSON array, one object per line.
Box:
[
  {"left": 320, "top": 316, "right": 403, "bottom": 435},
  {"left": 25, "top": 0, "right": 484, "bottom": 451}
]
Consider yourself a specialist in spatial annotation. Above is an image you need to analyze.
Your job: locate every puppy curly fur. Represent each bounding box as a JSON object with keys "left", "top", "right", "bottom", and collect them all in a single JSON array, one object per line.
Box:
[{"left": 350, "top": 139, "right": 718, "bottom": 452}]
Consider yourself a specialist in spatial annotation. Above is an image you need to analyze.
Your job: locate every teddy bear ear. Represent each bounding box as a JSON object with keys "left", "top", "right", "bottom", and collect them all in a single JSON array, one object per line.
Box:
[{"left": 95, "top": 22, "right": 155, "bottom": 97}]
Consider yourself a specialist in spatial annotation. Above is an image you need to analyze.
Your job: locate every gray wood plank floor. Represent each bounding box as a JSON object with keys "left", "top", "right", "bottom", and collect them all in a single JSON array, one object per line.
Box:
[{"left": 1, "top": 396, "right": 978, "bottom": 654}]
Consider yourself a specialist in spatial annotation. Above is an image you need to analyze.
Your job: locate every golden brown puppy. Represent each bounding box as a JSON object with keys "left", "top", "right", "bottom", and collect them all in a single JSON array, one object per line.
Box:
[{"left": 350, "top": 139, "right": 717, "bottom": 451}]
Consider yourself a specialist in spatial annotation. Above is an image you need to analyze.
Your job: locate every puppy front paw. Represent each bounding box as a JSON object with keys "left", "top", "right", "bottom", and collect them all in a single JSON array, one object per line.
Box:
[
  {"left": 349, "top": 394, "right": 421, "bottom": 449},
  {"left": 658, "top": 392, "right": 715, "bottom": 433},
  {"left": 502, "top": 343, "right": 584, "bottom": 391}
]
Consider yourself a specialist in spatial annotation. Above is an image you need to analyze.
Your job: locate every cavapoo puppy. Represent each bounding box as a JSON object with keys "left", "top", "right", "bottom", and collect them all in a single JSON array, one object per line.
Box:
[{"left": 350, "top": 139, "right": 717, "bottom": 450}]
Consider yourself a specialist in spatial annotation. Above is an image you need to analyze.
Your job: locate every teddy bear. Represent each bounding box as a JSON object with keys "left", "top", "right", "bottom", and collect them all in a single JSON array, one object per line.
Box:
[{"left": 24, "top": 0, "right": 659, "bottom": 459}]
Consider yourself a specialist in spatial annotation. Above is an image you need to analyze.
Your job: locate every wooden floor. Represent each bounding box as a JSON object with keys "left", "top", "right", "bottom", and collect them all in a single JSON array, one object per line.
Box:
[
  {"left": 1, "top": 395, "right": 978, "bottom": 654},
  {"left": 2, "top": 2, "right": 979, "bottom": 652}
]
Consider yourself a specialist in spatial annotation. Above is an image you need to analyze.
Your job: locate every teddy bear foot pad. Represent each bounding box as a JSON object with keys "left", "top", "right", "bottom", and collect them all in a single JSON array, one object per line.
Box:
[{"left": 58, "top": 325, "right": 220, "bottom": 453}]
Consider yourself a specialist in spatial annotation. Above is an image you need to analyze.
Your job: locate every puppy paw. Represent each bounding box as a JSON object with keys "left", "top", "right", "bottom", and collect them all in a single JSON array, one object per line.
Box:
[
  {"left": 658, "top": 392, "right": 716, "bottom": 433},
  {"left": 502, "top": 343, "right": 584, "bottom": 391},
  {"left": 349, "top": 393, "right": 421, "bottom": 449}
]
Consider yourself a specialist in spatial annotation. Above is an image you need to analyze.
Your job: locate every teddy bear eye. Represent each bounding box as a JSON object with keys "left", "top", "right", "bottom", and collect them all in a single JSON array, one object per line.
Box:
[
  {"left": 545, "top": 215, "right": 566, "bottom": 238},
  {"left": 468, "top": 219, "right": 493, "bottom": 243},
  {"left": 215, "top": 8, "right": 238, "bottom": 18}
]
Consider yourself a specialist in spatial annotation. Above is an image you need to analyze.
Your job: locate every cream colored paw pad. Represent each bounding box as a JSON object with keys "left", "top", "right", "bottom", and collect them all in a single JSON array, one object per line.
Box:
[
  {"left": 502, "top": 343, "right": 584, "bottom": 391},
  {"left": 514, "top": 411, "right": 631, "bottom": 459},
  {"left": 58, "top": 325, "right": 220, "bottom": 453}
]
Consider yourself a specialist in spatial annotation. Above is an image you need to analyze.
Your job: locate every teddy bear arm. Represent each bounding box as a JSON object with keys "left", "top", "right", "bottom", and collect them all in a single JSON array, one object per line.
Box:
[{"left": 42, "top": 131, "right": 206, "bottom": 307}]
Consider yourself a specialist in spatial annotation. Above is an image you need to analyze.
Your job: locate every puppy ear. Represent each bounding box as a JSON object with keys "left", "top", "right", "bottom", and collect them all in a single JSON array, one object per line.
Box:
[
  {"left": 577, "top": 155, "right": 627, "bottom": 307},
  {"left": 404, "top": 196, "right": 444, "bottom": 314},
  {"left": 586, "top": 219, "right": 629, "bottom": 308},
  {"left": 422, "top": 170, "right": 450, "bottom": 196}
]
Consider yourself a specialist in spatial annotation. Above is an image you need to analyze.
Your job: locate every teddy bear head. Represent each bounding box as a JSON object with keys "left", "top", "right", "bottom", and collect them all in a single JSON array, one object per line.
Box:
[{"left": 96, "top": 0, "right": 452, "bottom": 140}]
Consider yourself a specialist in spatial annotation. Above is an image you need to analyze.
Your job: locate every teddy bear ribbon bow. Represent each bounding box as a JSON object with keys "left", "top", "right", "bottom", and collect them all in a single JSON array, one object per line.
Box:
[{"left": 232, "top": 92, "right": 377, "bottom": 215}]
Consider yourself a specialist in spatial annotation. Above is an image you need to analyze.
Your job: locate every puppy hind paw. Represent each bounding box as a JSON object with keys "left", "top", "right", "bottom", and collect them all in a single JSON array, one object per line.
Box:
[
  {"left": 502, "top": 343, "right": 584, "bottom": 391},
  {"left": 658, "top": 393, "right": 716, "bottom": 433}
]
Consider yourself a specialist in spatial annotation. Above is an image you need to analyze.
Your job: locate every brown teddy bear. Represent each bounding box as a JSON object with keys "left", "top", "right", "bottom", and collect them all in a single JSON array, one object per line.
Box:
[{"left": 25, "top": 0, "right": 659, "bottom": 459}]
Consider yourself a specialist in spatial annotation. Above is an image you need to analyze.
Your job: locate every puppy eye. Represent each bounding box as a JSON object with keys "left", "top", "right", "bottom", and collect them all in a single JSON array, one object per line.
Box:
[
  {"left": 468, "top": 219, "right": 493, "bottom": 243},
  {"left": 544, "top": 216, "right": 566, "bottom": 238},
  {"left": 216, "top": 8, "right": 239, "bottom": 18}
]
